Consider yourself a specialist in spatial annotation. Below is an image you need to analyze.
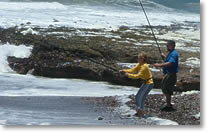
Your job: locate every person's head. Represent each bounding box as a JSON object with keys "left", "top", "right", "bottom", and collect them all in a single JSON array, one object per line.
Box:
[
  {"left": 138, "top": 52, "right": 147, "bottom": 64},
  {"left": 166, "top": 40, "right": 176, "bottom": 52}
]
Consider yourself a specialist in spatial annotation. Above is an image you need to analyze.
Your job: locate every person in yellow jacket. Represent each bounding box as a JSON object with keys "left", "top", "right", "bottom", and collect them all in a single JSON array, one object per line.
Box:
[{"left": 120, "top": 52, "right": 153, "bottom": 118}]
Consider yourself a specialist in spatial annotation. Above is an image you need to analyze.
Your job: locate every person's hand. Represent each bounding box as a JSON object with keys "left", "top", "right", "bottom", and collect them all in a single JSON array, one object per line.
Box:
[
  {"left": 149, "top": 64, "right": 154, "bottom": 68},
  {"left": 161, "top": 53, "right": 166, "bottom": 58},
  {"left": 119, "top": 70, "right": 125, "bottom": 75},
  {"left": 119, "top": 70, "right": 123, "bottom": 72},
  {"left": 119, "top": 70, "right": 128, "bottom": 77}
]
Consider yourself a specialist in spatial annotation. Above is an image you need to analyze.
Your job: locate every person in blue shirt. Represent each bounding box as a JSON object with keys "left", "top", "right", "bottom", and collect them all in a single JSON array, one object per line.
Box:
[{"left": 154, "top": 40, "right": 178, "bottom": 112}]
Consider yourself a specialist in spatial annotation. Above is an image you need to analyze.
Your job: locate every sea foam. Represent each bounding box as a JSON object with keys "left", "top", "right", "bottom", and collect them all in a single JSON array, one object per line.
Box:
[
  {"left": 0, "top": 1, "right": 200, "bottom": 30},
  {"left": 0, "top": 43, "right": 32, "bottom": 73}
]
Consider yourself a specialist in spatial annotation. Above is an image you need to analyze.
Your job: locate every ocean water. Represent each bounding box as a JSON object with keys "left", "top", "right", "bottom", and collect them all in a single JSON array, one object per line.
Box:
[{"left": 0, "top": 0, "right": 200, "bottom": 29}]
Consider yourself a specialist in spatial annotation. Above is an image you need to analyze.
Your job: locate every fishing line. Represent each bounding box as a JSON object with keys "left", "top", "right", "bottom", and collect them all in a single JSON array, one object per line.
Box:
[{"left": 138, "top": 0, "right": 164, "bottom": 60}]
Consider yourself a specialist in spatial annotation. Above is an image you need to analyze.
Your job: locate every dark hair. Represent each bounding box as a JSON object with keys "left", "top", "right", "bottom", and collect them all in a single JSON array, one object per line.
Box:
[{"left": 167, "top": 40, "right": 176, "bottom": 47}]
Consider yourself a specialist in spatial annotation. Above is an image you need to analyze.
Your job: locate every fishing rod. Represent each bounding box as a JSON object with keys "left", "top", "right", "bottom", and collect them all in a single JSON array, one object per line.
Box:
[
  {"left": 82, "top": 56, "right": 119, "bottom": 72},
  {"left": 71, "top": 52, "right": 119, "bottom": 72},
  {"left": 32, "top": 51, "right": 118, "bottom": 72},
  {"left": 138, "top": 0, "right": 164, "bottom": 60}
]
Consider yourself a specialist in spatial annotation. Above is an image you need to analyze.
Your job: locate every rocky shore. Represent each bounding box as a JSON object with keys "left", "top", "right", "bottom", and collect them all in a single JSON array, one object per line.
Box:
[
  {"left": 83, "top": 92, "right": 200, "bottom": 125},
  {"left": 126, "top": 92, "right": 200, "bottom": 125},
  {"left": 0, "top": 26, "right": 200, "bottom": 92}
]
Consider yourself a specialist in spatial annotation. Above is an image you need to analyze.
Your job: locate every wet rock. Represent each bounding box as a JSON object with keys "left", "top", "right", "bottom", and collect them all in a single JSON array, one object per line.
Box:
[
  {"left": 98, "top": 116, "right": 104, "bottom": 120},
  {"left": 7, "top": 56, "right": 33, "bottom": 74},
  {"left": 2, "top": 26, "right": 200, "bottom": 92},
  {"left": 26, "top": 22, "right": 31, "bottom": 25},
  {"left": 53, "top": 19, "right": 59, "bottom": 22}
]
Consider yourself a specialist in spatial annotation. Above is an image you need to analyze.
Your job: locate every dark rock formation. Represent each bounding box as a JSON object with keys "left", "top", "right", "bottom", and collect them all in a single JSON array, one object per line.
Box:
[
  {"left": 7, "top": 55, "right": 200, "bottom": 92},
  {"left": 1, "top": 26, "right": 200, "bottom": 92}
]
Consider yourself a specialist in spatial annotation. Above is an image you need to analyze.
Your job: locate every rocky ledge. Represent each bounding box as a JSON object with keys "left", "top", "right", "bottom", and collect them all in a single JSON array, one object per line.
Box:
[{"left": 0, "top": 26, "right": 200, "bottom": 92}]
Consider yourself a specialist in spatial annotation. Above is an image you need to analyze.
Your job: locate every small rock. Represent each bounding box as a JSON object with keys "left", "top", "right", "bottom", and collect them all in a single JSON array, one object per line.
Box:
[
  {"left": 98, "top": 116, "right": 104, "bottom": 120},
  {"left": 53, "top": 19, "right": 59, "bottom": 22}
]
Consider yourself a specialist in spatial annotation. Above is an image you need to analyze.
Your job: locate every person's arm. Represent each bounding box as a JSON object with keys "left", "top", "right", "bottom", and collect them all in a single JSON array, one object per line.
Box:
[
  {"left": 126, "top": 66, "right": 146, "bottom": 79},
  {"left": 153, "top": 62, "right": 172, "bottom": 68},
  {"left": 154, "top": 53, "right": 177, "bottom": 68}
]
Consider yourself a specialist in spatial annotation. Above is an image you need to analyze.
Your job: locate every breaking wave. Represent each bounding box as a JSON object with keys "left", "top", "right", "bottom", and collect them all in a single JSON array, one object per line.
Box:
[{"left": 0, "top": 43, "right": 32, "bottom": 73}]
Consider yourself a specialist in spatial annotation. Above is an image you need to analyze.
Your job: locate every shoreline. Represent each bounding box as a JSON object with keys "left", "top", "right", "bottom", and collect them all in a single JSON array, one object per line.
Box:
[
  {"left": 0, "top": 91, "right": 200, "bottom": 125},
  {"left": 0, "top": 96, "right": 176, "bottom": 126}
]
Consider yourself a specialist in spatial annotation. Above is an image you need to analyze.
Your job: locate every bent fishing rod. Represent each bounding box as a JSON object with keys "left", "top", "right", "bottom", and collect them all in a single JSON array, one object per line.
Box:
[
  {"left": 82, "top": 56, "right": 118, "bottom": 72},
  {"left": 71, "top": 52, "right": 119, "bottom": 72},
  {"left": 138, "top": 0, "right": 164, "bottom": 60}
]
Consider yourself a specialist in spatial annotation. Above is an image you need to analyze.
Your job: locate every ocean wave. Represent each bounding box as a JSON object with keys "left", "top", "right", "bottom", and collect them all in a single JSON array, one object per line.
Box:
[
  {"left": 0, "top": 1, "right": 67, "bottom": 10},
  {"left": 0, "top": 0, "right": 199, "bottom": 29},
  {"left": 0, "top": 43, "right": 32, "bottom": 73},
  {"left": 6, "top": 0, "right": 199, "bottom": 13}
]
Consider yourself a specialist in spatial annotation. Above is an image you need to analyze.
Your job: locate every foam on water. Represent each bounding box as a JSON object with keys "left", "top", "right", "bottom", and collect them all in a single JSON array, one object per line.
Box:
[
  {"left": 158, "top": 29, "right": 200, "bottom": 43},
  {"left": 0, "top": 73, "right": 162, "bottom": 97},
  {"left": 0, "top": 43, "right": 33, "bottom": 73},
  {"left": 180, "top": 90, "right": 200, "bottom": 96},
  {"left": 21, "top": 28, "right": 39, "bottom": 35},
  {"left": 184, "top": 57, "right": 200, "bottom": 68},
  {"left": 116, "top": 95, "right": 178, "bottom": 125},
  {"left": 0, "top": 1, "right": 200, "bottom": 29}
]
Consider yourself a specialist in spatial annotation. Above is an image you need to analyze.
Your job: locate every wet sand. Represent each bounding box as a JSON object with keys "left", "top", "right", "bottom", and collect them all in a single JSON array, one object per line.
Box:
[
  {"left": 0, "top": 96, "right": 152, "bottom": 126},
  {"left": 0, "top": 92, "right": 199, "bottom": 126}
]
